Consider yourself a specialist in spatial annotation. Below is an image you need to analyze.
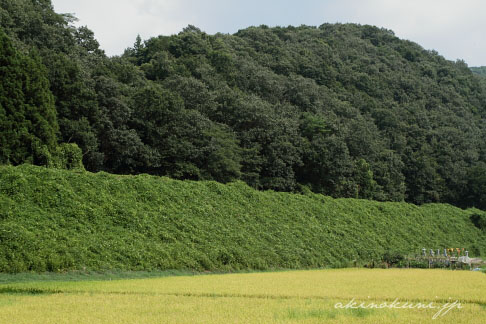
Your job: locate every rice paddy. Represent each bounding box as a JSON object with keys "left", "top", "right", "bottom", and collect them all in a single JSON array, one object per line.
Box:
[{"left": 1, "top": 268, "right": 485, "bottom": 323}]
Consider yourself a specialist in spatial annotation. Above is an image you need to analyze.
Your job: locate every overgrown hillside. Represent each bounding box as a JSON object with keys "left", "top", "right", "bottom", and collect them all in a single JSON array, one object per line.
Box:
[
  {"left": 1, "top": 165, "right": 485, "bottom": 273},
  {"left": 2, "top": 1, "right": 486, "bottom": 209}
]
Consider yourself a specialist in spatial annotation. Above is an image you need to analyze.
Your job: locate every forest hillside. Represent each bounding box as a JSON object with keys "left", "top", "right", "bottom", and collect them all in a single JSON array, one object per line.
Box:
[{"left": 1, "top": 0, "right": 486, "bottom": 209}]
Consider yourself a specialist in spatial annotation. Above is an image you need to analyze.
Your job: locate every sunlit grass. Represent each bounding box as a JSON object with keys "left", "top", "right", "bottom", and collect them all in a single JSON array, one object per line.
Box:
[{"left": 1, "top": 268, "right": 485, "bottom": 323}]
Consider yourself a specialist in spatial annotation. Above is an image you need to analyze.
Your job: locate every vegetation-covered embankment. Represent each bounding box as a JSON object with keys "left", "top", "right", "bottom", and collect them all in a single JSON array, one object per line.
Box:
[{"left": 1, "top": 165, "right": 485, "bottom": 273}]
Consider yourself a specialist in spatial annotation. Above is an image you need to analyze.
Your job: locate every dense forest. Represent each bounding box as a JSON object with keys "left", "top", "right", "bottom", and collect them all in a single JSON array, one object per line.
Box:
[{"left": 1, "top": 0, "right": 486, "bottom": 209}]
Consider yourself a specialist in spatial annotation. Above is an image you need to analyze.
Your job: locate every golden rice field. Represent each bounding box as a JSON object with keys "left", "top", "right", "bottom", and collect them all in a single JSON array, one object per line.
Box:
[{"left": 1, "top": 268, "right": 485, "bottom": 323}]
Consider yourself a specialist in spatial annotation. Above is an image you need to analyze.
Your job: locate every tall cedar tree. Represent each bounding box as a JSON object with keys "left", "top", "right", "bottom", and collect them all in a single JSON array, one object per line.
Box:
[{"left": 0, "top": 28, "right": 58, "bottom": 165}]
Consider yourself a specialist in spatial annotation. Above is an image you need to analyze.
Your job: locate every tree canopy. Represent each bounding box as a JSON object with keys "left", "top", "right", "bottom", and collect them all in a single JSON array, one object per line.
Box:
[
  {"left": 0, "top": 28, "right": 58, "bottom": 165},
  {"left": 2, "top": 1, "right": 486, "bottom": 209}
]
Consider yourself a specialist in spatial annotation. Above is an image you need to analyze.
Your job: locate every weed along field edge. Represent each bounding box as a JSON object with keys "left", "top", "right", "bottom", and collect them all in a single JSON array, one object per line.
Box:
[{"left": 1, "top": 268, "right": 485, "bottom": 323}]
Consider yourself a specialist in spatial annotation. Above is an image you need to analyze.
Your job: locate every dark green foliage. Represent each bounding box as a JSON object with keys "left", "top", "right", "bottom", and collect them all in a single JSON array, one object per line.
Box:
[
  {"left": 470, "top": 213, "right": 486, "bottom": 231},
  {"left": 407, "top": 259, "right": 429, "bottom": 269},
  {"left": 2, "top": 1, "right": 486, "bottom": 208},
  {"left": 382, "top": 251, "right": 405, "bottom": 267},
  {"left": 0, "top": 29, "right": 58, "bottom": 165},
  {"left": 0, "top": 0, "right": 75, "bottom": 52},
  {"left": 129, "top": 84, "right": 242, "bottom": 181},
  {"left": 0, "top": 165, "right": 485, "bottom": 273},
  {"left": 117, "top": 23, "right": 486, "bottom": 205},
  {"left": 461, "top": 163, "right": 486, "bottom": 210}
]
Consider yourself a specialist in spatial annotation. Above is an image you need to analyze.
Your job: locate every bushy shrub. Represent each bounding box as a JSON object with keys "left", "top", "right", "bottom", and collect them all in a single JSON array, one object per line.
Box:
[
  {"left": 470, "top": 213, "right": 486, "bottom": 231},
  {"left": 48, "top": 143, "right": 84, "bottom": 170},
  {"left": 382, "top": 251, "right": 405, "bottom": 267}
]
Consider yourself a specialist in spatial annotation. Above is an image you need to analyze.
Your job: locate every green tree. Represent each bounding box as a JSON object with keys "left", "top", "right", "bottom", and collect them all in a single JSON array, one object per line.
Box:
[
  {"left": 0, "top": 29, "right": 58, "bottom": 165},
  {"left": 462, "top": 163, "right": 486, "bottom": 210},
  {"left": 354, "top": 159, "right": 378, "bottom": 199}
]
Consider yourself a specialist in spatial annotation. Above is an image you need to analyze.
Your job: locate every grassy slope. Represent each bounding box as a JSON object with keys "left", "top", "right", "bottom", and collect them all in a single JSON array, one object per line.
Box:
[{"left": 0, "top": 164, "right": 485, "bottom": 273}]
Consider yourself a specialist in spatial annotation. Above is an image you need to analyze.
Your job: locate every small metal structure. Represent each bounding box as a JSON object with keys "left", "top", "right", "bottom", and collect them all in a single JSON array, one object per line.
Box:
[{"left": 415, "top": 247, "right": 476, "bottom": 270}]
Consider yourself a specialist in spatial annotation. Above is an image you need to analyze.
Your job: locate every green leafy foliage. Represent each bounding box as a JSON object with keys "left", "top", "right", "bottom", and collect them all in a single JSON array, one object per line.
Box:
[
  {"left": 2, "top": 1, "right": 486, "bottom": 208},
  {"left": 47, "top": 143, "right": 84, "bottom": 171},
  {"left": 381, "top": 250, "right": 405, "bottom": 267},
  {"left": 470, "top": 213, "right": 486, "bottom": 231},
  {"left": 0, "top": 165, "right": 484, "bottom": 273},
  {"left": 0, "top": 28, "right": 58, "bottom": 165}
]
